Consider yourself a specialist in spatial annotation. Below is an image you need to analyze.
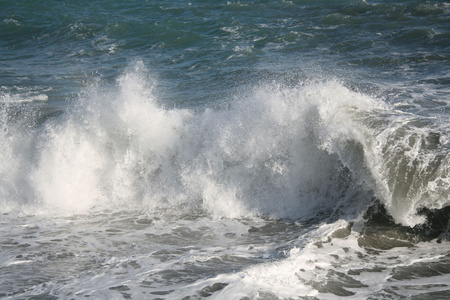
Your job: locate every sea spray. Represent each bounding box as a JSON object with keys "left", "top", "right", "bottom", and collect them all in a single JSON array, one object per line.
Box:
[
  {"left": 1, "top": 68, "right": 355, "bottom": 218},
  {"left": 1, "top": 66, "right": 448, "bottom": 226},
  {"left": 28, "top": 64, "right": 194, "bottom": 214}
]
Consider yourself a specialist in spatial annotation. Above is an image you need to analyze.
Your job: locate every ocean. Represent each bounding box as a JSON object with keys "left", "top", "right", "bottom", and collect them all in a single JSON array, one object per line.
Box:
[{"left": 1, "top": 0, "right": 449, "bottom": 299}]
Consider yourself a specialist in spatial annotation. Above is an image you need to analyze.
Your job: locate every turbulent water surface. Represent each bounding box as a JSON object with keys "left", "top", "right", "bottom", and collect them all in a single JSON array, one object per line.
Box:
[{"left": 1, "top": 0, "right": 449, "bottom": 299}]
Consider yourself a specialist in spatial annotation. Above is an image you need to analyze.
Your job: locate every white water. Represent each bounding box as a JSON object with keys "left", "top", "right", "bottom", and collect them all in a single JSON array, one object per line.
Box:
[
  {"left": 1, "top": 64, "right": 449, "bottom": 299},
  {"left": 1, "top": 64, "right": 448, "bottom": 225},
  {"left": 171, "top": 221, "right": 450, "bottom": 299},
  {"left": 3, "top": 211, "right": 448, "bottom": 299}
]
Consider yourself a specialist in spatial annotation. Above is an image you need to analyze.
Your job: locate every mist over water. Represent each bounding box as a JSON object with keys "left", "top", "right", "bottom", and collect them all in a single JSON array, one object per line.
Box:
[{"left": 1, "top": 0, "right": 449, "bottom": 298}]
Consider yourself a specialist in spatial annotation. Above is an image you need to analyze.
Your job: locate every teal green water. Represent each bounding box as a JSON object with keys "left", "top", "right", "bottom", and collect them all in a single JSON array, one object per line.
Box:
[
  {"left": 1, "top": 1, "right": 449, "bottom": 299},
  {"left": 2, "top": 0, "right": 448, "bottom": 106}
]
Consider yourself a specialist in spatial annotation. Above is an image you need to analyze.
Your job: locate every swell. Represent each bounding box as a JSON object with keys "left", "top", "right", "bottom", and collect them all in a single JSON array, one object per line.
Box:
[{"left": 0, "top": 65, "right": 448, "bottom": 227}]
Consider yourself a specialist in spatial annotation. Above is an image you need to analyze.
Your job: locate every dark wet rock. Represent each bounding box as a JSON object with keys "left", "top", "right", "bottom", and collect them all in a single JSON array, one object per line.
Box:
[
  {"left": 414, "top": 206, "right": 450, "bottom": 241},
  {"left": 360, "top": 201, "right": 450, "bottom": 250}
]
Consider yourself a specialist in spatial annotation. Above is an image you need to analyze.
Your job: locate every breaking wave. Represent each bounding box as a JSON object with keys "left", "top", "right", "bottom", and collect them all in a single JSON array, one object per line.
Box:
[{"left": 0, "top": 64, "right": 448, "bottom": 226}]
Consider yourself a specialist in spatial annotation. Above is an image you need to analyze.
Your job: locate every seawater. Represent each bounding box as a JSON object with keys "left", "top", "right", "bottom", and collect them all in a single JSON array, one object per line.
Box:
[{"left": 1, "top": 0, "right": 449, "bottom": 299}]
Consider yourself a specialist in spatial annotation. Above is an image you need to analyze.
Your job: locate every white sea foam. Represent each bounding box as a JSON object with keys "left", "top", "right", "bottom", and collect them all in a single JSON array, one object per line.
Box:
[
  {"left": 169, "top": 221, "right": 450, "bottom": 299},
  {"left": 0, "top": 64, "right": 448, "bottom": 226},
  {"left": 0, "top": 86, "right": 50, "bottom": 103}
]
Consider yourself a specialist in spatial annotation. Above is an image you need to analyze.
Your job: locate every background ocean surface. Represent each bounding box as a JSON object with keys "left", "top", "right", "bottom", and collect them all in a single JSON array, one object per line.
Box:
[{"left": 1, "top": 0, "right": 449, "bottom": 299}]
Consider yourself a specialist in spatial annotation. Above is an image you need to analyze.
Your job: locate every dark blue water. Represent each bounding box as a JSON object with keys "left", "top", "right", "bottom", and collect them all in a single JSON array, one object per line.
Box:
[{"left": 1, "top": 1, "right": 449, "bottom": 299}]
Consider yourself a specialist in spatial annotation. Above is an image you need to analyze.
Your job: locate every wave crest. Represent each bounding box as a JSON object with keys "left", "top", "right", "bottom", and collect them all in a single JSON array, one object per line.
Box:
[{"left": 0, "top": 66, "right": 448, "bottom": 226}]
